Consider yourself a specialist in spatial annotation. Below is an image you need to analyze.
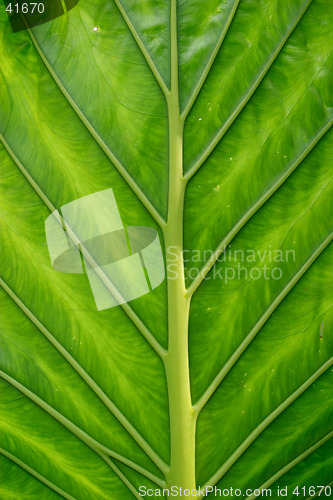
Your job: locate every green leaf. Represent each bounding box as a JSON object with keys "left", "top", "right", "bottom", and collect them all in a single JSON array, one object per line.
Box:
[{"left": 0, "top": 0, "right": 332, "bottom": 498}]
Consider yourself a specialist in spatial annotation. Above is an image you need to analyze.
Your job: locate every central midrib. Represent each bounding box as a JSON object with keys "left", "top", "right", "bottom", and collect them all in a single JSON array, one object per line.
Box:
[{"left": 162, "top": 0, "right": 197, "bottom": 495}]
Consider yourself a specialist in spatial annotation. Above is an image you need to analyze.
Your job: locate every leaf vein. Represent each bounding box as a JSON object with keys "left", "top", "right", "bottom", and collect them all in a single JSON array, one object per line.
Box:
[
  {"left": 184, "top": 0, "right": 313, "bottom": 181},
  {"left": 245, "top": 431, "right": 333, "bottom": 499},
  {"left": 188, "top": 119, "right": 333, "bottom": 297},
  {"left": 0, "top": 448, "right": 75, "bottom": 500},
  {"left": 0, "top": 370, "right": 167, "bottom": 484},
  {"left": 180, "top": 0, "right": 241, "bottom": 121},
  {"left": 24, "top": 27, "right": 166, "bottom": 228},
  {"left": 198, "top": 360, "right": 333, "bottom": 495},
  {"left": 112, "top": 0, "right": 170, "bottom": 99},
  {"left": 0, "top": 278, "right": 167, "bottom": 478},
  {"left": 99, "top": 453, "right": 144, "bottom": 500},
  {"left": 193, "top": 230, "right": 333, "bottom": 413},
  {"left": 0, "top": 133, "right": 166, "bottom": 360}
]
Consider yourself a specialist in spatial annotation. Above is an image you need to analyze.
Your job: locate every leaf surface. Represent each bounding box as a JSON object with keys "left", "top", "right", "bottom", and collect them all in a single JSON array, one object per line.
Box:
[{"left": 0, "top": 0, "right": 332, "bottom": 498}]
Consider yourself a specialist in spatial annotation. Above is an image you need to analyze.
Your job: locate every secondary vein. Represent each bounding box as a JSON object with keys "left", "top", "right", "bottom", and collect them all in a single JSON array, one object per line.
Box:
[
  {"left": 187, "top": 119, "right": 333, "bottom": 297},
  {"left": 0, "top": 369, "right": 167, "bottom": 482},
  {"left": 24, "top": 26, "right": 166, "bottom": 229},
  {"left": 0, "top": 133, "right": 166, "bottom": 361},
  {"left": 113, "top": 0, "right": 170, "bottom": 99},
  {"left": 99, "top": 453, "right": 145, "bottom": 500},
  {"left": 198, "top": 359, "right": 333, "bottom": 496},
  {"left": 245, "top": 431, "right": 333, "bottom": 499},
  {"left": 0, "top": 277, "right": 167, "bottom": 476},
  {"left": 0, "top": 448, "right": 75, "bottom": 500},
  {"left": 183, "top": 0, "right": 313, "bottom": 182},
  {"left": 180, "top": 0, "right": 241, "bottom": 122},
  {"left": 193, "top": 230, "right": 333, "bottom": 414}
]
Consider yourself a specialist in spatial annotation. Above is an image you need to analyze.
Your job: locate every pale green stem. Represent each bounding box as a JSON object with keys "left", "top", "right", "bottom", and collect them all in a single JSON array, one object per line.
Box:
[{"left": 163, "top": 0, "right": 197, "bottom": 496}]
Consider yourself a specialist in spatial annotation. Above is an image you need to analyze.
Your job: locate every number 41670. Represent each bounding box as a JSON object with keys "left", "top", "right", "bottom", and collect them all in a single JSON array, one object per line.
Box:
[
  {"left": 6, "top": 3, "right": 45, "bottom": 14},
  {"left": 293, "top": 486, "right": 332, "bottom": 497}
]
